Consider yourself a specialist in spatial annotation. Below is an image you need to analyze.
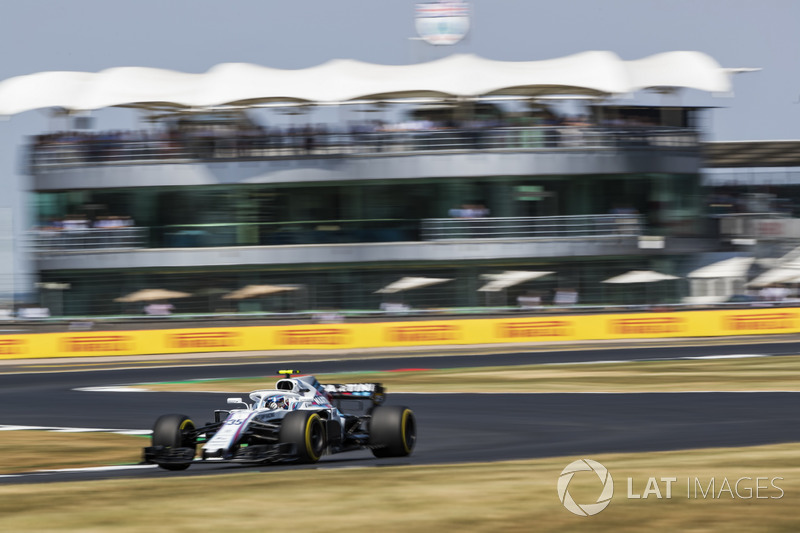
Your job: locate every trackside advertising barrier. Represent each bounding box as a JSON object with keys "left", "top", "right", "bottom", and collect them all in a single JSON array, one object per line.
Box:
[{"left": 1, "top": 308, "right": 799, "bottom": 360}]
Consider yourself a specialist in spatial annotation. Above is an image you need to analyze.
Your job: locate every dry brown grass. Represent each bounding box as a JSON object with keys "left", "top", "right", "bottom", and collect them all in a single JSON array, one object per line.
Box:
[
  {"left": 1, "top": 442, "right": 798, "bottom": 532},
  {"left": 0, "top": 432, "right": 145, "bottom": 474}
]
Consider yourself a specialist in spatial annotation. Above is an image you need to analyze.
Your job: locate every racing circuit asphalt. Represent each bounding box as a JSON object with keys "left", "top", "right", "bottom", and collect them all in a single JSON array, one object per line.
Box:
[{"left": 3, "top": 337, "right": 800, "bottom": 484}]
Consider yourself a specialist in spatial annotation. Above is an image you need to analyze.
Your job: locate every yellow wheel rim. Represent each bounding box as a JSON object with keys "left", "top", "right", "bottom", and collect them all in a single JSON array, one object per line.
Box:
[{"left": 305, "top": 414, "right": 321, "bottom": 461}]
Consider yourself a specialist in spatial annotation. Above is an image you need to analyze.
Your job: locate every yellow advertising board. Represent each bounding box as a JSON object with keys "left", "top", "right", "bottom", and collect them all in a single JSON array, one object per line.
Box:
[
  {"left": 597, "top": 313, "right": 690, "bottom": 340},
  {"left": 1, "top": 307, "right": 800, "bottom": 360},
  {"left": 478, "top": 317, "right": 581, "bottom": 344},
  {"left": 377, "top": 321, "right": 472, "bottom": 346},
  {"left": 713, "top": 309, "right": 800, "bottom": 335}
]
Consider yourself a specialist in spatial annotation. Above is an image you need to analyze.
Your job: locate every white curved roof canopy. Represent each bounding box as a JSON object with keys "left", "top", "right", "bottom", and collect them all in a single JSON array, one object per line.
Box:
[{"left": 0, "top": 51, "right": 733, "bottom": 116}]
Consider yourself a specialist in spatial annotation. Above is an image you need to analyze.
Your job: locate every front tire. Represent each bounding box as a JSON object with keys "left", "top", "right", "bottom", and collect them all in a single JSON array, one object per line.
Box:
[
  {"left": 369, "top": 406, "right": 416, "bottom": 458},
  {"left": 151, "top": 414, "right": 196, "bottom": 471},
  {"left": 279, "top": 411, "right": 326, "bottom": 463}
]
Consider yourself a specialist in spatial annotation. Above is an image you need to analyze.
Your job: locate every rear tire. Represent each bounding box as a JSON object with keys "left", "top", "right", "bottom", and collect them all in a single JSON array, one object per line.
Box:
[
  {"left": 151, "top": 414, "right": 196, "bottom": 471},
  {"left": 369, "top": 406, "right": 416, "bottom": 458},
  {"left": 279, "top": 411, "right": 326, "bottom": 463}
]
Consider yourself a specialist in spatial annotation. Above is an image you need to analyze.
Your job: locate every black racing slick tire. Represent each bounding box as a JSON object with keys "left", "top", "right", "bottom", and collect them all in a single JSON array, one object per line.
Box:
[
  {"left": 369, "top": 406, "right": 416, "bottom": 458},
  {"left": 279, "top": 411, "right": 326, "bottom": 464},
  {"left": 151, "top": 414, "right": 196, "bottom": 471}
]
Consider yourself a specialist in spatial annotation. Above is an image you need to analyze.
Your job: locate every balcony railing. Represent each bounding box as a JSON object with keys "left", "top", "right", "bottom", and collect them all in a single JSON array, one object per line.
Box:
[
  {"left": 28, "top": 126, "right": 700, "bottom": 172},
  {"left": 27, "top": 214, "right": 644, "bottom": 255},
  {"left": 27, "top": 227, "right": 149, "bottom": 254},
  {"left": 421, "top": 214, "right": 644, "bottom": 240}
]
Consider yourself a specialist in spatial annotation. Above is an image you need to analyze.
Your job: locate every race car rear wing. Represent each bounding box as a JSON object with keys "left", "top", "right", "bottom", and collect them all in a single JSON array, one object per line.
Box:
[{"left": 322, "top": 383, "right": 386, "bottom": 406}]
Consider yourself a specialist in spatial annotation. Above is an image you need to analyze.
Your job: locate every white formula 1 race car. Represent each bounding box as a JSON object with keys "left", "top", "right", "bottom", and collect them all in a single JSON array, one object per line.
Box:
[{"left": 143, "top": 370, "right": 416, "bottom": 470}]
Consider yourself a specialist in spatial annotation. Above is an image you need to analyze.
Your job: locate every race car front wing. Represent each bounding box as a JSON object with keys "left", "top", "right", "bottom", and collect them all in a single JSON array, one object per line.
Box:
[{"left": 144, "top": 442, "right": 298, "bottom": 466}]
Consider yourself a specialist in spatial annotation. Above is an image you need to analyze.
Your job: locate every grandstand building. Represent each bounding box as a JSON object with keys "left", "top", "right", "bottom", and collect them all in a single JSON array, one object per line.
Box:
[{"left": 3, "top": 52, "right": 754, "bottom": 316}]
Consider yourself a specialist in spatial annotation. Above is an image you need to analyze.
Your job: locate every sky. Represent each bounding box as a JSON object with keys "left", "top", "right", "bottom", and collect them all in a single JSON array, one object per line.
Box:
[{"left": 0, "top": 0, "right": 797, "bottom": 295}]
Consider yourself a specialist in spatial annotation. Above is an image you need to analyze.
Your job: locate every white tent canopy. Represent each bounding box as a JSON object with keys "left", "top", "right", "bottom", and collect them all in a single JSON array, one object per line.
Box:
[
  {"left": 114, "top": 288, "right": 191, "bottom": 302},
  {"left": 602, "top": 270, "right": 679, "bottom": 284},
  {"left": 375, "top": 277, "right": 453, "bottom": 294},
  {"left": 687, "top": 256, "right": 755, "bottom": 278},
  {"left": 222, "top": 284, "right": 298, "bottom": 300},
  {"left": 747, "top": 267, "right": 800, "bottom": 288},
  {"left": 477, "top": 271, "right": 554, "bottom": 292},
  {"left": 0, "top": 51, "right": 734, "bottom": 116},
  {"left": 746, "top": 245, "right": 800, "bottom": 287}
]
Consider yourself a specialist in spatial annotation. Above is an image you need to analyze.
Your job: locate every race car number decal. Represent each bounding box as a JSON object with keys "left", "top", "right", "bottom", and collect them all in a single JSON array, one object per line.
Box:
[{"left": 204, "top": 410, "right": 253, "bottom": 452}]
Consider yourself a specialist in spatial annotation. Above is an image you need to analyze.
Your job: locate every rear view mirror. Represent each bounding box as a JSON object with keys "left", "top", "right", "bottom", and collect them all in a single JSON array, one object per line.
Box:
[{"left": 227, "top": 397, "right": 247, "bottom": 408}]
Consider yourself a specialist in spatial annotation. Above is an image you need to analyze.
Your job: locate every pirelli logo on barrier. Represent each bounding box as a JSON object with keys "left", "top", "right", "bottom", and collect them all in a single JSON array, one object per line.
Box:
[
  {"left": 167, "top": 331, "right": 241, "bottom": 349},
  {"left": 0, "top": 338, "right": 27, "bottom": 355},
  {"left": 61, "top": 335, "right": 134, "bottom": 353},
  {"left": 496, "top": 320, "right": 573, "bottom": 339},
  {"left": 610, "top": 317, "right": 685, "bottom": 335},
  {"left": 277, "top": 328, "right": 351, "bottom": 346},
  {"left": 385, "top": 325, "right": 460, "bottom": 343},
  {"left": 724, "top": 313, "right": 797, "bottom": 332}
]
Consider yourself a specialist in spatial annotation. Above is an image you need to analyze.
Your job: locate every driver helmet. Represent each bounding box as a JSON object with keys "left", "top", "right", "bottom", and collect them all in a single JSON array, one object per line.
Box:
[{"left": 266, "top": 395, "right": 287, "bottom": 410}]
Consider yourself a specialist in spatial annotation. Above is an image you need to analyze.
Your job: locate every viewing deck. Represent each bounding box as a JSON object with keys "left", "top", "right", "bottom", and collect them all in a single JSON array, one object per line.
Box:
[{"left": 28, "top": 125, "right": 699, "bottom": 173}]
